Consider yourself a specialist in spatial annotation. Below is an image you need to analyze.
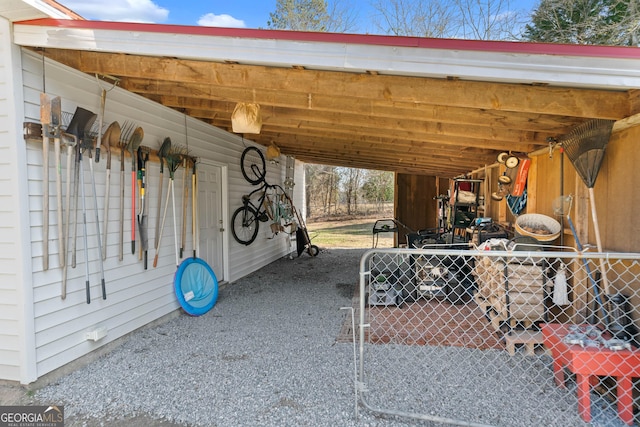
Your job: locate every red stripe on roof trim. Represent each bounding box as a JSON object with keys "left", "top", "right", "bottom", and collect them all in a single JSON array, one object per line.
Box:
[{"left": 16, "top": 18, "right": 640, "bottom": 59}]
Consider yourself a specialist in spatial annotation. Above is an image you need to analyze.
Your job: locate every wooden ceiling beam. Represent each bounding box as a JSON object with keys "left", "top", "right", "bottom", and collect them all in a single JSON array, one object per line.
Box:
[
  {"left": 190, "top": 107, "right": 552, "bottom": 146},
  {"left": 44, "top": 49, "right": 631, "bottom": 119},
  {"left": 284, "top": 150, "right": 470, "bottom": 174},
  {"left": 161, "top": 95, "right": 584, "bottom": 133},
  {"left": 261, "top": 136, "right": 498, "bottom": 160},
  {"left": 248, "top": 132, "right": 497, "bottom": 170},
  {"left": 37, "top": 48, "right": 632, "bottom": 177},
  {"left": 242, "top": 131, "right": 532, "bottom": 160},
  {"left": 205, "top": 116, "right": 539, "bottom": 153},
  {"left": 279, "top": 144, "right": 493, "bottom": 170}
]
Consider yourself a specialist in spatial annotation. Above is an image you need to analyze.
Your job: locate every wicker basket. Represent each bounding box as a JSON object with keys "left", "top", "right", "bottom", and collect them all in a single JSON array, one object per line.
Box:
[{"left": 515, "top": 214, "right": 561, "bottom": 242}]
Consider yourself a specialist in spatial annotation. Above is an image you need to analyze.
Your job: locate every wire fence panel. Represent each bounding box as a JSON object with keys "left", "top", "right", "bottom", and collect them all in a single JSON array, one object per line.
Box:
[{"left": 357, "top": 247, "right": 640, "bottom": 427}]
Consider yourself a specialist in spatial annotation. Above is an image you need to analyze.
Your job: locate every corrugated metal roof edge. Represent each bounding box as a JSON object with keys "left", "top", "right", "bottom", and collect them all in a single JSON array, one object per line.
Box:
[{"left": 15, "top": 17, "right": 640, "bottom": 60}]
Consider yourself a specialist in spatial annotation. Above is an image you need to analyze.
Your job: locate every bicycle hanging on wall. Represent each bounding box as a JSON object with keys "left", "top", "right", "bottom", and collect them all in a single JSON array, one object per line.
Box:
[{"left": 231, "top": 146, "right": 319, "bottom": 256}]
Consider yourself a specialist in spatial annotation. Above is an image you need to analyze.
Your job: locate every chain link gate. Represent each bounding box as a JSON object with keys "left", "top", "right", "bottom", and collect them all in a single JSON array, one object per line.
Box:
[{"left": 355, "top": 246, "right": 640, "bottom": 426}]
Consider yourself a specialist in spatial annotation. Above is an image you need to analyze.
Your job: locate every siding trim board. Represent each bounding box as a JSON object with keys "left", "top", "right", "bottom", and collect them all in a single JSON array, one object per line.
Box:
[{"left": 0, "top": 16, "right": 37, "bottom": 384}]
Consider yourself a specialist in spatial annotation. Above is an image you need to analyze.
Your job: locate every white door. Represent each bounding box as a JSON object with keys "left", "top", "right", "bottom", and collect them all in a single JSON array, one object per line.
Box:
[{"left": 198, "top": 162, "right": 224, "bottom": 280}]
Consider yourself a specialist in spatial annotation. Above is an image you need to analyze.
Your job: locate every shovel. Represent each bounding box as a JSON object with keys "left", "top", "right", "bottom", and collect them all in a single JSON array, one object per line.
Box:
[
  {"left": 66, "top": 107, "right": 97, "bottom": 271},
  {"left": 66, "top": 107, "right": 97, "bottom": 303},
  {"left": 101, "top": 121, "right": 121, "bottom": 260},
  {"left": 127, "top": 127, "right": 144, "bottom": 255}
]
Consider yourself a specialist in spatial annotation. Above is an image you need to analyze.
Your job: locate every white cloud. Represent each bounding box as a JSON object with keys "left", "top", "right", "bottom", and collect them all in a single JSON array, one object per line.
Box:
[
  {"left": 60, "top": 0, "right": 169, "bottom": 23},
  {"left": 197, "top": 13, "right": 246, "bottom": 28}
]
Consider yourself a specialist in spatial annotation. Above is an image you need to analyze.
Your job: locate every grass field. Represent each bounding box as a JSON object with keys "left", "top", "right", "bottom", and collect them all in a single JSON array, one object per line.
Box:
[{"left": 306, "top": 217, "right": 395, "bottom": 248}]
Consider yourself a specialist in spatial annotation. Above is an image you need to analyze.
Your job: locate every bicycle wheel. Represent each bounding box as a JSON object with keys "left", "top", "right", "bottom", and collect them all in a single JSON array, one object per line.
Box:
[
  {"left": 240, "top": 146, "right": 266, "bottom": 185},
  {"left": 231, "top": 205, "right": 260, "bottom": 245}
]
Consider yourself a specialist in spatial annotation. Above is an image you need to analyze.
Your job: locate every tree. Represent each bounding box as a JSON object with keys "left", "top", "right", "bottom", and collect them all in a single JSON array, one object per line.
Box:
[
  {"left": 370, "top": 0, "right": 456, "bottom": 37},
  {"left": 361, "top": 170, "right": 394, "bottom": 210},
  {"left": 267, "top": 0, "right": 357, "bottom": 32},
  {"left": 452, "top": 0, "right": 525, "bottom": 40},
  {"left": 371, "top": 0, "right": 526, "bottom": 40},
  {"left": 340, "top": 167, "right": 362, "bottom": 215},
  {"left": 523, "top": 0, "right": 639, "bottom": 46},
  {"left": 305, "top": 164, "right": 340, "bottom": 216}
]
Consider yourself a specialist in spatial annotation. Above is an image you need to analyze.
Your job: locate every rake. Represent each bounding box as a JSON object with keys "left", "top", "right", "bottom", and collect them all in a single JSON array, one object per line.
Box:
[{"left": 560, "top": 119, "right": 614, "bottom": 295}]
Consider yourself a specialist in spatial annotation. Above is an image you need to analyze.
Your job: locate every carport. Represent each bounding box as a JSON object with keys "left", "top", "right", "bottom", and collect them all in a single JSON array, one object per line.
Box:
[
  {"left": 3, "top": 1, "right": 640, "bottom": 404},
  {"left": 13, "top": 18, "right": 640, "bottom": 174},
  {"left": 12, "top": 15, "right": 640, "bottom": 242}
]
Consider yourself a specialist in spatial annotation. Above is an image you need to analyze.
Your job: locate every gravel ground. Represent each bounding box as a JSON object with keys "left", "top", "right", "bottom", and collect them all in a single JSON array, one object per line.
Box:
[{"left": 21, "top": 248, "right": 635, "bottom": 426}]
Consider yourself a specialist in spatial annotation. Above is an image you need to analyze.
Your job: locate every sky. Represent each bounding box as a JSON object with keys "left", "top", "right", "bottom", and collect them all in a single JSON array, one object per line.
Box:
[{"left": 56, "top": 0, "right": 538, "bottom": 35}]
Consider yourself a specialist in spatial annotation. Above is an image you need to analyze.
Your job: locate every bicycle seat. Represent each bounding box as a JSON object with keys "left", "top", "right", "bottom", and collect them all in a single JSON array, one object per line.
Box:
[{"left": 242, "top": 195, "right": 251, "bottom": 202}]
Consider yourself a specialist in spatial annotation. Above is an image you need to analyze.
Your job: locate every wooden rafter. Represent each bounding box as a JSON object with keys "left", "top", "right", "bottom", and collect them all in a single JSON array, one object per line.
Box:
[{"left": 37, "top": 47, "right": 636, "bottom": 177}]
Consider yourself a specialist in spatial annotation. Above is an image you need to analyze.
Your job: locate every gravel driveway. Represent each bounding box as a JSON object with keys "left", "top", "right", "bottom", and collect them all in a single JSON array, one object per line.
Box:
[
  {"left": 32, "top": 248, "right": 371, "bottom": 427},
  {"left": 7, "top": 248, "right": 631, "bottom": 426}
]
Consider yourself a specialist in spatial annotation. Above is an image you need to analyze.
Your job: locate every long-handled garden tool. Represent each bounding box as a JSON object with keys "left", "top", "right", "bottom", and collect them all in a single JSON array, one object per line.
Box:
[
  {"left": 117, "top": 122, "right": 135, "bottom": 261},
  {"left": 180, "top": 156, "right": 189, "bottom": 259},
  {"left": 65, "top": 107, "right": 97, "bottom": 303},
  {"left": 66, "top": 107, "right": 96, "bottom": 272},
  {"left": 86, "top": 118, "right": 107, "bottom": 300},
  {"left": 191, "top": 157, "right": 198, "bottom": 258},
  {"left": 60, "top": 131, "right": 76, "bottom": 299},
  {"left": 154, "top": 137, "right": 171, "bottom": 256},
  {"left": 101, "top": 121, "right": 120, "bottom": 260},
  {"left": 153, "top": 171, "right": 172, "bottom": 268},
  {"left": 91, "top": 75, "right": 119, "bottom": 164},
  {"left": 79, "top": 137, "right": 93, "bottom": 303},
  {"left": 137, "top": 146, "right": 150, "bottom": 269},
  {"left": 70, "top": 131, "right": 80, "bottom": 269},
  {"left": 39, "top": 93, "right": 54, "bottom": 271},
  {"left": 48, "top": 97, "right": 63, "bottom": 269},
  {"left": 560, "top": 119, "right": 614, "bottom": 295},
  {"left": 94, "top": 86, "right": 106, "bottom": 163},
  {"left": 553, "top": 194, "right": 609, "bottom": 325},
  {"left": 170, "top": 153, "right": 182, "bottom": 268},
  {"left": 127, "top": 127, "right": 144, "bottom": 255},
  {"left": 153, "top": 148, "right": 183, "bottom": 268}
]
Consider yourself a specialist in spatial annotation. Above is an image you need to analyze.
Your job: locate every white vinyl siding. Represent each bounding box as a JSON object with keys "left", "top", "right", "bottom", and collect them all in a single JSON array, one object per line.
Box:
[
  {"left": 0, "top": 16, "right": 36, "bottom": 383},
  {"left": 19, "top": 49, "right": 301, "bottom": 381}
]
